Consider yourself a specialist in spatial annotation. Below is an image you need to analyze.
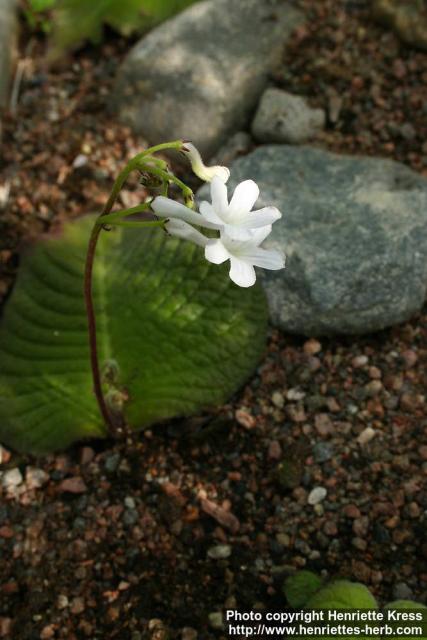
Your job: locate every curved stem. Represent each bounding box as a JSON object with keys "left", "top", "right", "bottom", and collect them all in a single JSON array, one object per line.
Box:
[
  {"left": 84, "top": 224, "right": 119, "bottom": 435},
  {"left": 83, "top": 141, "right": 184, "bottom": 437}
]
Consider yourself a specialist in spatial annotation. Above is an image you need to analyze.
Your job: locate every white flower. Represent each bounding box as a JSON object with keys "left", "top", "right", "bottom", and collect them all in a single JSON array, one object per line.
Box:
[
  {"left": 181, "top": 142, "right": 230, "bottom": 184},
  {"left": 199, "top": 176, "right": 281, "bottom": 240},
  {"left": 205, "top": 227, "right": 285, "bottom": 288},
  {"left": 164, "top": 218, "right": 209, "bottom": 248},
  {"left": 151, "top": 196, "right": 218, "bottom": 230}
]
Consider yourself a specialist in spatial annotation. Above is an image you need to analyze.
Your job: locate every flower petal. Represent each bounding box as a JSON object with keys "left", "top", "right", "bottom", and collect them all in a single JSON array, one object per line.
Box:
[
  {"left": 237, "top": 206, "right": 281, "bottom": 229},
  {"left": 229, "top": 257, "right": 256, "bottom": 288},
  {"left": 248, "top": 225, "right": 272, "bottom": 245},
  {"left": 211, "top": 175, "right": 229, "bottom": 216},
  {"left": 228, "top": 180, "right": 260, "bottom": 217},
  {"left": 222, "top": 225, "right": 253, "bottom": 241},
  {"left": 241, "top": 247, "right": 285, "bottom": 270},
  {"left": 205, "top": 239, "right": 230, "bottom": 264},
  {"left": 199, "top": 201, "right": 224, "bottom": 228},
  {"left": 152, "top": 196, "right": 217, "bottom": 229},
  {"left": 165, "top": 219, "right": 209, "bottom": 248}
]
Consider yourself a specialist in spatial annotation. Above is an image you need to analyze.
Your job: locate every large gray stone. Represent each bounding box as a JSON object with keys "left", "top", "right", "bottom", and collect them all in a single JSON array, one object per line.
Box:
[
  {"left": 200, "top": 146, "right": 427, "bottom": 336},
  {"left": 0, "top": 0, "right": 17, "bottom": 108},
  {"left": 112, "top": 0, "right": 303, "bottom": 158}
]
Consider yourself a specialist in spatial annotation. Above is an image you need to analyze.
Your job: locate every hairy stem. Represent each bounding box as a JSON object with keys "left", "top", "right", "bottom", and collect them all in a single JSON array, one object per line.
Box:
[{"left": 83, "top": 141, "right": 184, "bottom": 437}]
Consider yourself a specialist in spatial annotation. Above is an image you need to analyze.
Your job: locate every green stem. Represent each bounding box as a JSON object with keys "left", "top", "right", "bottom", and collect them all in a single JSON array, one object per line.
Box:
[{"left": 83, "top": 141, "right": 184, "bottom": 437}]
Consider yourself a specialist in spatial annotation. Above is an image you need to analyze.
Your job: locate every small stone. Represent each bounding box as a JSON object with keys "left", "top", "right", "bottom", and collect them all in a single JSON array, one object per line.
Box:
[
  {"left": 286, "top": 388, "right": 306, "bottom": 401},
  {"left": 208, "top": 612, "right": 223, "bottom": 630},
  {"left": 200, "top": 498, "right": 240, "bottom": 533},
  {"left": 0, "top": 618, "right": 12, "bottom": 637},
  {"left": 352, "top": 537, "right": 367, "bottom": 551},
  {"left": 323, "top": 520, "right": 338, "bottom": 536},
  {"left": 0, "top": 526, "right": 14, "bottom": 539},
  {"left": 353, "top": 516, "right": 369, "bottom": 537},
  {"left": 268, "top": 440, "right": 282, "bottom": 461},
  {"left": 419, "top": 445, "right": 427, "bottom": 461},
  {"left": 59, "top": 477, "right": 87, "bottom": 494},
  {"left": 2, "top": 468, "right": 23, "bottom": 489},
  {"left": 25, "top": 467, "right": 49, "bottom": 490},
  {"left": 124, "top": 496, "right": 136, "bottom": 509},
  {"left": 368, "top": 366, "right": 382, "bottom": 379},
  {"left": 400, "top": 123, "right": 416, "bottom": 141},
  {"left": 343, "top": 504, "right": 361, "bottom": 519},
  {"left": 308, "top": 487, "right": 327, "bottom": 505},
  {"left": 401, "top": 349, "right": 418, "bottom": 368},
  {"left": 235, "top": 409, "right": 256, "bottom": 429},
  {"left": 72, "top": 154, "right": 88, "bottom": 169},
  {"left": 352, "top": 355, "right": 368, "bottom": 368},
  {"left": 365, "top": 380, "right": 383, "bottom": 397},
  {"left": 271, "top": 391, "right": 285, "bottom": 409},
  {"left": 40, "top": 624, "right": 55, "bottom": 639},
  {"left": 357, "top": 427, "right": 376, "bottom": 445},
  {"left": 393, "top": 582, "right": 413, "bottom": 600},
  {"left": 70, "top": 597, "right": 85, "bottom": 614},
  {"left": 80, "top": 447, "right": 95, "bottom": 465},
  {"left": 0, "top": 445, "right": 11, "bottom": 465},
  {"left": 276, "top": 533, "right": 291, "bottom": 547},
  {"left": 57, "top": 595, "right": 69, "bottom": 610},
  {"left": 313, "top": 442, "right": 333, "bottom": 463},
  {"left": 207, "top": 545, "right": 232, "bottom": 560},
  {"left": 314, "top": 414, "right": 333, "bottom": 437},
  {"left": 104, "top": 453, "right": 121, "bottom": 472},
  {"left": 303, "top": 339, "right": 322, "bottom": 355}
]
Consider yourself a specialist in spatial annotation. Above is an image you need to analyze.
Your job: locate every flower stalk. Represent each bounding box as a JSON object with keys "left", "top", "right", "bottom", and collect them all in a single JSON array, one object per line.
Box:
[
  {"left": 83, "top": 139, "right": 284, "bottom": 436},
  {"left": 83, "top": 141, "right": 186, "bottom": 437}
]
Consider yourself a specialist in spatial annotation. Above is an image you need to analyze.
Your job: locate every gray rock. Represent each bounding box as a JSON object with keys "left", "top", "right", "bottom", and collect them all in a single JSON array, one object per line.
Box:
[
  {"left": 0, "top": 0, "right": 17, "bottom": 108},
  {"left": 112, "top": 0, "right": 303, "bottom": 158},
  {"left": 211, "top": 145, "right": 427, "bottom": 336},
  {"left": 252, "top": 88, "right": 325, "bottom": 144}
]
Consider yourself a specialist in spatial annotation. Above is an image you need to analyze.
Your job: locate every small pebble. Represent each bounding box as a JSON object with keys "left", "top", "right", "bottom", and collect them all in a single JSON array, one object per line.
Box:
[
  {"left": 208, "top": 612, "right": 223, "bottom": 630},
  {"left": 357, "top": 427, "right": 376, "bottom": 445},
  {"left": 393, "top": 582, "right": 413, "bottom": 600},
  {"left": 352, "top": 355, "right": 368, "bottom": 368},
  {"left": 207, "top": 545, "right": 232, "bottom": 560},
  {"left": 268, "top": 440, "right": 282, "bottom": 461},
  {"left": 235, "top": 409, "right": 256, "bottom": 429},
  {"left": 40, "top": 624, "right": 55, "bottom": 639},
  {"left": 313, "top": 442, "right": 333, "bottom": 463},
  {"left": 2, "top": 468, "right": 23, "bottom": 489},
  {"left": 303, "top": 339, "right": 322, "bottom": 355},
  {"left": 308, "top": 487, "right": 327, "bottom": 505},
  {"left": 271, "top": 391, "right": 285, "bottom": 408},
  {"left": 59, "top": 477, "right": 87, "bottom": 494},
  {"left": 25, "top": 467, "right": 49, "bottom": 490},
  {"left": 70, "top": 597, "right": 85, "bottom": 614}
]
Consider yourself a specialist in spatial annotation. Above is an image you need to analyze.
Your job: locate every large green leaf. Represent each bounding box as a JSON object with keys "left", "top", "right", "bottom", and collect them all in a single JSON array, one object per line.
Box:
[
  {"left": 0, "top": 215, "right": 267, "bottom": 453},
  {"left": 51, "top": 0, "right": 199, "bottom": 54}
]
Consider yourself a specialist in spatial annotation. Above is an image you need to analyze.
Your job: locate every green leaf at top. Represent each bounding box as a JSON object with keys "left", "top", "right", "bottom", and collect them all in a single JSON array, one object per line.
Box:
[
  {"left": 306, "top": 580, "right": 378, "bottom": 609},
  {"left": 0, "top": 215, "right": 267, "bottom": 453},
  {"left": 50, "top": 0, "right": 200, "bottom": 54}
]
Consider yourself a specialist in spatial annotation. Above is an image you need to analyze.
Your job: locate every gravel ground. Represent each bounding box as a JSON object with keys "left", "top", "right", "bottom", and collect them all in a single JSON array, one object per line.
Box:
[{"left": 0, "top": 2, "right": 426, "bottom": 638}]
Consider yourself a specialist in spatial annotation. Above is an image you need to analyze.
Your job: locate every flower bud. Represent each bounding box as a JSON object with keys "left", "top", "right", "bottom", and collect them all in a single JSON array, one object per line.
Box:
[{"left": 182, "top": 142, "right": 230, "bottom": 184}]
